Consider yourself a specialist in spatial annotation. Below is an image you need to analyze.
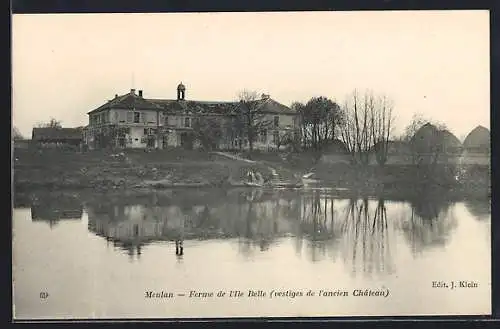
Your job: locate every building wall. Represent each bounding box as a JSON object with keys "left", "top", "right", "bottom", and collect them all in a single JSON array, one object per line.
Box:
[
  {"left": 127, "top": 126, "right": 145, "bottom": 148},
  {"left": 89, "top": 109, "right": 163, "bottom": 127},
  {"left": 86, "top": 106, "right": 299, "bottom": 151},
  {"left": 263, "top": 113, "right": 296, "bottom": 128}
]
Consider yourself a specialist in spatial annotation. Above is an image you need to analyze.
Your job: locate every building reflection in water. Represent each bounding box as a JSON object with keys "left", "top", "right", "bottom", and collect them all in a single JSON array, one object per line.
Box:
[
  {"left": 83, "top": 188, "right": 486, "bottom": 275},
  {"left": 26, "top": 193, "right": 83, "bottom": 229}
]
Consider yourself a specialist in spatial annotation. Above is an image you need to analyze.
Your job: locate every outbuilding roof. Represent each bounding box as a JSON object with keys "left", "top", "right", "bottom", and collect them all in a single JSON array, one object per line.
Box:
[
  {"left": 463, "top": 125, "right": 490, "bottom": 149},
  {"left": 32, "top": 128, "right": 83, "bottom": 141}
]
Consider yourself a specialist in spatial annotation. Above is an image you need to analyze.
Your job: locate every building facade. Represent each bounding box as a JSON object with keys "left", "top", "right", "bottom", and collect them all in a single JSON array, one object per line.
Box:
[{"left": 84, "top": 83, "right": 300, "bottom": 151}]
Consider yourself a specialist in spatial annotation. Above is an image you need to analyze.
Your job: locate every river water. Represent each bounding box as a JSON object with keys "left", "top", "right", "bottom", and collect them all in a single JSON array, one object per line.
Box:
[{"left": 12, "top": 188, "right": 491, "bottom": 319}]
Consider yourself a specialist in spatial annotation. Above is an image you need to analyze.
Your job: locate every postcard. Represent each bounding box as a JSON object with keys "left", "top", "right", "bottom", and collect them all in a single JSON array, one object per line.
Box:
[{"left": 12, "top": 10, "right": 491, "bottom": 319}]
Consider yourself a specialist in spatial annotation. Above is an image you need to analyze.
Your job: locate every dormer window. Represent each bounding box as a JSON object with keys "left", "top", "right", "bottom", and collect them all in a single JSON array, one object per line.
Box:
[{"left": 184, "top": 117, "right": 191, "bottom": 128}]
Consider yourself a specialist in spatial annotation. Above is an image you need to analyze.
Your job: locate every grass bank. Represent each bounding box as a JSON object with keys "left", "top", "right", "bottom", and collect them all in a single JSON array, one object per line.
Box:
[
  {"left": 13, "top": 148, "right": 490, "bottom": 199},
  {"left": 13, "top": 148, "right": 275, "bottom": 192},
  {"left": 237, "top": 150, "right": 490, "bottom": 198}
]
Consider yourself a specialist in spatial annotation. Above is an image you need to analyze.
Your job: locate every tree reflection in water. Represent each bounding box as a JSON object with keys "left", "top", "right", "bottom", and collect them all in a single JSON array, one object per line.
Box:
[
  {"left": 296, "top": 190, "right": 343, "bottom": 263},
  {"left": 339, "top": 198, "right": 395, "bottom": 277},
  {"left": 396, "top": 193, "right": 457, "bottom": 256},
  {"left": 464, "top": 199, "right": 490, "bottom": 221}
]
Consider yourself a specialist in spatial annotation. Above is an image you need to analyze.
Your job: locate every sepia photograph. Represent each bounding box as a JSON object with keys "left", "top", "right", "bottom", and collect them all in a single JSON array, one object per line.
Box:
[{"left": 12, "top": 10, "right": 491, "bottom": 319}]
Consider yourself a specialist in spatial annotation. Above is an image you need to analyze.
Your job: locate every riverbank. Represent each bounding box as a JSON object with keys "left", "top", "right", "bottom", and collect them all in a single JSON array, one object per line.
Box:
[
  {"left": 13, "top": 148, "right": 277, "bottom": 192},
  {"left": 231, "top": 150, "right": 490, "bottom": 197},
  {"left": 13, "top": 148, "right": 490, "bottom": 199}
]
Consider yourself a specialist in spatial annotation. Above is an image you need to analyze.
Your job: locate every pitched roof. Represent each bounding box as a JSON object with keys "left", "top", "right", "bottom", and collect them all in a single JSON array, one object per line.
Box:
[
  {"left": 254, "top": 98, "right": 297, "bottom": 115},
  {"left": 89, "top": 90, "right": 296, "bottom": 116},
  {"left": 32, "top": 128, "right": 82, "bottom": 141},
  {"left": 149, "top": 97, "right": 296, "bottom": 115},
  {"left": 88, "top": 92, "right": 163, "bottom": 114},
  {"left": 411, "top": 123, "right": 462, "bottom": 148},
  {"left": 440, "top": 130, "right": 462, "bottom": 148},
  {"left": 463, "top": 125, "right": 490, "bottom": 149},
  {"left": 148, "top": 99, "right": 237, "bottom": 115}
]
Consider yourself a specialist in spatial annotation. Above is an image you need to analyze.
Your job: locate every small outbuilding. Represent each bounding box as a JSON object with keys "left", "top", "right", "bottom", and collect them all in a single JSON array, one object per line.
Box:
[
  {"left": 462, "top": 125, "right": 490, "bottom": 153},
  {"left": 410, "top": 123, "right": 462, "bottom": 164},
  {"left": 32, "top": 127, "right": 83, "bottom": 148},
  {"left": 460, "top": 126, "right": 490, "bottom": 165}
]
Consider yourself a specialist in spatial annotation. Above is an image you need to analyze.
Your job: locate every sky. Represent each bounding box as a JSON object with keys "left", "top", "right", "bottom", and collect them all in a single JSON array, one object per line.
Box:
[{"left": 12, "top": 10, "right": 489, "bottom": 139}]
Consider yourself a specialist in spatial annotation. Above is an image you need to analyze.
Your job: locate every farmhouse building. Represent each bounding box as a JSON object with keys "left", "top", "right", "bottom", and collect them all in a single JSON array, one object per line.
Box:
[{"left": 84, "top": 83, "right": 300, "bottom": 150}]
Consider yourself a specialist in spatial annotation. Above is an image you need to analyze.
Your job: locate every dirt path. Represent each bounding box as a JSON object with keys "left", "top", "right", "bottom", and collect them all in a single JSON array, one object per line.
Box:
[
  {"left": 211, "top": 152, "right": 299, "bottom": 185},
  {"left": 211, "top": 152, "right": 256, "bottom": 164}
]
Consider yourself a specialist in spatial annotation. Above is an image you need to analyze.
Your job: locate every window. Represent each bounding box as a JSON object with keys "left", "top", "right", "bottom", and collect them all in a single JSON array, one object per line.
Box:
[
  {"left": 260, "top": 130, "right": 268, "bottom": 143},
  {"left": 273, "top": 131, "right": 279, "bottom": 144},
  {"left": 127, "top": 112, "right": 133, "bottom": 123},
  {"left": 274, "top": 116, "right": 279, "bottom": 128},
  {"left": 118, "top": 127, "right": 130, "bottom": 136},
  {"left": 164, "top": 116, "right": 169, "bottom": 126},
  {"left": 134, "top": 112, "right": 141, "bottom": 123},
  {"left": 184, "top": 117, "right": 191, "bottom": 128},
  {"left": 144, "top": 128, "right": 157, "bottom": 135}
]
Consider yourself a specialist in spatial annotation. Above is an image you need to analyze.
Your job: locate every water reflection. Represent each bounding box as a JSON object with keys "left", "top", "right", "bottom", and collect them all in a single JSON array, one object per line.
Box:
[
  {"left": 14, "top": 189, "right": 490, "bottom": 277},
  {"left": 26, "top": 193, "right": 83, "bottom": 228},
  {"left": 338, "top": 198, "right": 395, "bottom": 276},
  {"left": 464, "top": 199, "right": 491, "bottom": 220},
  {"left": 395, "top": 194, "right": 457, "bottom": 255}
]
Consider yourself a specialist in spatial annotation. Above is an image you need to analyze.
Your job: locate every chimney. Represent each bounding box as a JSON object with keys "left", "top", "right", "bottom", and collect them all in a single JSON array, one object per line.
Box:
[
  {"left": 114, "top": 94, "right": 118, "bottom": 99},
  {"left": 138, "top": 90, "right": 143, "bottom": 97},
  {"left": 130, "top": 89, "right": 136, "bottom": 95}
]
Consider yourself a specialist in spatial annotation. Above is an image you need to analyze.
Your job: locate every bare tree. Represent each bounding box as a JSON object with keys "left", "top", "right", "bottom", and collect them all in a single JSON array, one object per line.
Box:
[
  {"left": 236, "top": 90, "right": 271, "bottom": 154},
  {"left": 370, "top": 94, "right": 395, "bottom": 166},
  {"left": 13, "top": 127, "right": 24, "bottom": 140},
  {"left": 274, "top": 130, "right": 295, "bottom": 151},
  {"left": 36, "top": 118, "right": 62, "bottom": 128},
  {"left": 339, "top": 89, "right": 395, "bottom": 166},
  {"left": 339, "top": 89, "right": 372, "bottom": 165}
]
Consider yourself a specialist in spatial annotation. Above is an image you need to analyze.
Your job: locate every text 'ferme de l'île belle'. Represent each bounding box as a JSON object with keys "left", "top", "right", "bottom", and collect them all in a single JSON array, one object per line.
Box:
[{"left": 144, "top": 287, "right": 390, "bottom": 299}]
